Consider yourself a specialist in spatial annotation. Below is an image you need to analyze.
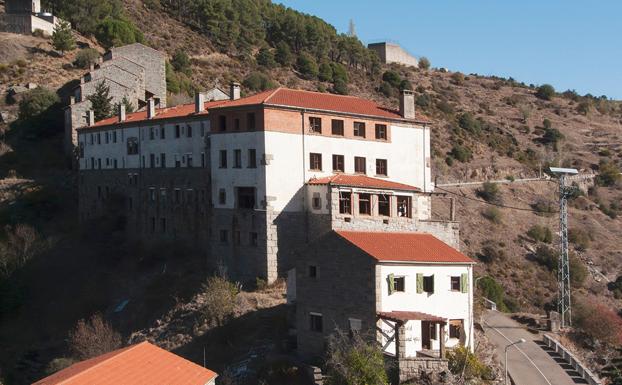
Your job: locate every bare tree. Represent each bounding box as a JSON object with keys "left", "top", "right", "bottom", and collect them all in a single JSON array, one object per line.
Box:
[
  {"left": 0, "top": 224, "right": 48, "bottom": 278},
  {"left": 68, "top": 314, "right": 122, "bottom": 360},
  {"left": 200, "top": 276, "right": 240, "bottom": 327}
]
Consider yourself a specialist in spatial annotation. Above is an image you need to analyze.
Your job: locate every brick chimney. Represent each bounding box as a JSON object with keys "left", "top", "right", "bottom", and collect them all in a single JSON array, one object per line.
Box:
[
  {"left": 195, "top": 92, "right": 205, "bottom": 113},
  {"left": 118, "top": 103, "right": 126, "bottom": 122},
  {"left": 399, "top": 89, "right": 415, "bottom": 119},
  {"left": 87, "top": 110, "right": 95, "bottom": 126},
  {"left": 230, "top": 82, "right": 241, "bottom": 101},
  {"left": 147, "top": 99, "right": 155, "bottom": 119}
]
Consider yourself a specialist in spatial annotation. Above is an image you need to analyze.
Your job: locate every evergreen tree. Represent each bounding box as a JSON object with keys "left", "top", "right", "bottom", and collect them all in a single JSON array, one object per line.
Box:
[
  {"left": 256, "top": 47, "right": 276, "bottom": 68},
  {"left": 52, "top": 20, "right": 75, "bottom": 56},
  {"left": 275, "top": 41, "right": 293, "bottom": 66},
  {"left": 318, "top": 62, "right": 333, "bottom": 82},
  {"left": 171, "top": 50, "right": 192, "bottom": 76},
  {"left": 114, "top": 96, "right": 135, "bottom": 114},
  {"left": 88, "top": 82, "right": 113, "bottom": 121}
]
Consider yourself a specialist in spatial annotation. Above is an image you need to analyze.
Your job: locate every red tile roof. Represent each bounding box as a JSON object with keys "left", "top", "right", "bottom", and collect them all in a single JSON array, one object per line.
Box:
[
  {"left": 80, "top": 87, "right": 431, "bottom": 130},
  {"left": 378, "top": 311, "right": 446, "bottom": 323},
  {"left": 32, "top": 341, "right": 217, "bottom": 385},
  {"left": 308, "top": 174, "right": 421, "bottom": 192},
  {"left": 335, "top": 231, "right": 475, "bottom": 264}
]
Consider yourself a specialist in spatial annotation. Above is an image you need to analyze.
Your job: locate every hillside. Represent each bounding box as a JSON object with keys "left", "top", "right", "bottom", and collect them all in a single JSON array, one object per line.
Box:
[{"left": 0, "top": 0, "right": 621, "bottom": 383}]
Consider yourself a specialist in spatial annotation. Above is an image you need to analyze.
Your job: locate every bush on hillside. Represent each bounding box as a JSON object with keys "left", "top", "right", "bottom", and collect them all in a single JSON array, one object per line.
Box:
[
  {"left": 450, "top": 144, "right": 473, "bottom": 163},
  {"left": 481, "top": 207, "right": 502, "bottom": 224},
  {"left": 533, "top": 245, "right": 556, "bottom": 271},
  {"left": 275, "top": 41, "right": 293, "bottom": 66},
  {"left": 415, "top": 93, "right": 431, "bottom": 108},
  {"left": 447, "top": 346, "right": 492, "bottom": 381},
  {"left": 478, "top": 276, "right": 513, "bottom": 311},
  {"left": 68, "top": 314, "right": 122, "bottom": 360},
  {"left": 74, "top": 48, "right": 100, "bottom": 69},
  {"left": 532, "top": 199, "right": 556, "bottom": 216},
  {"left": 296, "top": 52, "right": 319, "bottom": 80},
  {"left": 95, "top": 17, "right": 144, "bottom": 49},
  {"left": 399, "top": 79, "right": 412, "bottom": 91},
  {"left": 330, "top": 62, "right": 349, "bottom": 83},
  {"left": 596, "top": 161, "right": 621, "bottom": 187},
  {"left": 542, "top": 127, "right": 564, "bottom": 150},
  {"left": 18, "top": 88, "right": 60, "bottom": 122},
  {"left": 325, "top": 329, "right": 388, "bottom": 385},
  {"left": 318, "top": 62, "right": 333, "bottom": 82},
  {"left": 379, "top": 81, "right": 394, "bottom": 98},
  {"left": 382, "top": 70, "right": 401, "bottom": 88},
  {"left": 574, "top": 300, "right": 622, "bottom": 347},
  {"left": 243, "top": 72, "right": 276, "bottom": 92},
  {"left": 52, "top": 20, "right": 76, "bottom": 55},
  {"left": 477, "top": 182, "right": 501, "bottom": 203},
  {"left": 256, "top": 47, "right": 276, "bottom": 68},
  {"left": 457, "top": 112, "right": 482, "bottom": 134},
  {"left": 568, "top": 228, "right": 591, "bottom": 251},
  {"left": 451, "top": 72, "right": 465, "bottom": 85},
  {"left": 608, "top": 276, "right": 622, "bottom": 299},
  {"left": 171, "top": 49, "right": 191, "bottom": 76},
  {"left": 527, "top": 225, "right": 553, "bottom": 243},
  {"left": 332, "top": 79, "right": 348, "bottom": 95},
  {"left": 570, "top": 255, "right": 588, "bottom": 288},
  {"left": 478, "top": 242, "right": 505, "bottom": 264},
  {"left": 535, "top": 84, "right": 555, "bottom": 100},
  {"left": 418, "top": 56, "right": 430, "bottom": 70},
  {"left": 200, "top": 276, "right": 240, "bottom": 327}
]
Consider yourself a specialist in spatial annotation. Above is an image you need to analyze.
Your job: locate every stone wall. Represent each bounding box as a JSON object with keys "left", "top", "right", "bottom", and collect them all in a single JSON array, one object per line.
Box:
[
  {"left": 368, "top": 42, "right": 419, "bottom": 68},
  {"left": 397, "top": 357, "right": 449, "bottom": 383}
]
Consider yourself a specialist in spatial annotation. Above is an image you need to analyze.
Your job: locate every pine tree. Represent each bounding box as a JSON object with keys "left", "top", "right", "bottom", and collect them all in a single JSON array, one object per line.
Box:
[
  {"left": 88, "top": 82, "right": 113, "bottom": 121},
  {"left": 114, "top": 96, "right": 135, "bottom": 114},
  {"left": 52, "top": 20, "right": 76, "bottom": 56}
]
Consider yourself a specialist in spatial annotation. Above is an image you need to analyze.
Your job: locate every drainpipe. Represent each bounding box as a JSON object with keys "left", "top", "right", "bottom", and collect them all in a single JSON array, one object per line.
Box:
[{"left": 301, "top": 109, "right": 309, "bottom": 242}]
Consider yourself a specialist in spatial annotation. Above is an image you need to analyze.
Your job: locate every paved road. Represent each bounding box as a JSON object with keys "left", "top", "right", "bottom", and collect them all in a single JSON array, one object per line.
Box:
[{"left": 482, "top": 310, "right": 582, "bottom": 385}]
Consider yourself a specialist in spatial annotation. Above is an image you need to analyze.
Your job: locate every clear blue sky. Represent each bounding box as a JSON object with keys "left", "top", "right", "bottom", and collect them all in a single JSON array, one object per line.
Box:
[{"left": 276, "top": 0, "right": 622, "bottom": 100}]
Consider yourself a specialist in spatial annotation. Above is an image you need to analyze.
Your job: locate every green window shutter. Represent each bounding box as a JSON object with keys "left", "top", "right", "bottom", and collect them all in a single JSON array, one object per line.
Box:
[
  {"left": 388, "top": 273, "right": 395, "bottom": 295},
  {"left": 461, "top": 273, "right": 469, "bottom": 293},
  {"left": 416, "top": 273, "right": 423, "bottom": 294}
]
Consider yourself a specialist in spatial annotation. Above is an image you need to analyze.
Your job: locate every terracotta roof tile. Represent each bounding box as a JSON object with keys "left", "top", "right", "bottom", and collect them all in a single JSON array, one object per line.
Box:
[
  {"left": 308, "top": 174, "right": 421, "bottom": 192},
  {"left": 80, "top": 88, "right": 431, "bottom": 130},
  {"left": 377, "top": 311, "right": 446, "bottom": 323},
  {"left": 335, "top": 231, "right": 475, "bottom": 264},
  {"left": 32, "top": 341, "right": 217, "bottom": 385}
]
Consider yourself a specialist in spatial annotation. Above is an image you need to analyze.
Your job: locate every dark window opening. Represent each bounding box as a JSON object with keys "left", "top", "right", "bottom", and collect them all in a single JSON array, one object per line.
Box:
[
  {"left": 248, "top": 149, "right": 257, "bottom": 168},
  {"left": 250, "top": 232, "right": 258, "bottom": 246},
  {"left": 187, "top": 125, "right": 193, "bottom": 137},
  {"left": 375, "top": 124, "right": 387, "bottom": 140},
  {"left": 310, "top": 313, "right": 323, "bottom": 332},
  {"left": 126, "top": 137, "right": 139, "bottom": 155},
  {"left": 218, "top": 189, "right": 226, "bottom": 205},
  {"left": 234, "top": 231, "right": 241, "bottom": 245},
  {"left": 219, "top": 150, "right": 227, "bottom": 168},
  {"left": 393, "top": 276, "right": 405, "bottom": 292},
  {"left": 353, "top": 121, "right": 366, "bottom": 137},
  {"left": 247, "top": 113, "right": 256, "bottom": 130},
  {"left": 237, "top": 187, "right": 256, "bottom": 209},
  {"left": 397, "top": 196, "right": 411, "bottom": 218},
  {"left": 234, "top": 118, "right": 240, "bottom": 131},
  {"left": 309, "top": 117, "right": 322, "bottom": 133},
  {"left": 331, "top": 119, "right": 344, "bottom": 136},
  {"left": 378, "top": 195, "right": 390, "bottom": 216},
  {"left": 175, "top": 125, "right": 181, "bottom": 138},
  {"left": 358, "top": 193, "right": 371, "bottom": 215},
  {"left": 219, "top": 115, "right": 227, "bottom": 131},
  {"left": 160, "top": 218, "right": 166, "bottom": 233},
  {"left": 354, "top": 156, "right": 366, "bottom": 174},
  {"left": 219, "top": 230, "right": 228, "bottom": 243},
  {"left": 310, "top": 153, "right": 322, "bottom": 171},
  {"left": 160, "top": 126, "right": 165, "bottom": 139},
  {"left": 150, "top": 153, "right": 155, "bottom": 168},
  {"left": 234, "top": 149, "right": 242, "bottom": 168},
  {"left": 376, "top": 159, "right": 388, "bottom": 176},
  {"left": 339, "top": 192, "right": 352, "bottom": 214},
  {"left": 308, "top": 265, "right": 318, "bottom": 278},
  {"left": 332, "top": 154, "right": 344, "bottom": 172},
  {"left": 451, "top": 276, "right": 461, "bottom": 291},
  {"left": 312, "top": 196, "right": 321, "bottom": 210},
  {"left": 423, "top": 275, "right": 434, "bottom": 293},
  {"left": 160, "top": 153, "right": 166, "bottom": 168},
  {"left": 449, "top": 320, "right": 462, "bottom": 339}
]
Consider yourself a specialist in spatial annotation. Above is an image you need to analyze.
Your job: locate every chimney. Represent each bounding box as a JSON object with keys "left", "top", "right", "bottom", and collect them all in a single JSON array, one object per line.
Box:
[
  {"left": 399, "top": 89, "right": 415, "bottom": 119},
  {"left": 230, "top": 82, "right": 240, "bottom": 101},
  {"left": 147, "top": 99, "right": 155, "bottom": 119},
  {"left": 87, "top": 110, "right": 95, "bottom": 126},
  {"left": 195, "top": 92, "right": 205, "bottom": 113},
  {"left": 118, "top": 103, "right": 126, "bottom": 122}
]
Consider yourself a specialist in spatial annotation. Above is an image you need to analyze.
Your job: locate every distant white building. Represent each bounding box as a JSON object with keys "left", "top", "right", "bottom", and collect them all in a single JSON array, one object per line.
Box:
[
  {"left": 0, "top": 0, "right": 63, "bottom": 36},
  {"left": 368, "top": 41, "right": 419, "bottom": 68}
]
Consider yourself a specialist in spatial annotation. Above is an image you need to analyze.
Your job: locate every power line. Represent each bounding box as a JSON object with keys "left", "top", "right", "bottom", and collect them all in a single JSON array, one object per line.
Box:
[{"left": 434, "top": 186, "right": 559, "bottom": 213}]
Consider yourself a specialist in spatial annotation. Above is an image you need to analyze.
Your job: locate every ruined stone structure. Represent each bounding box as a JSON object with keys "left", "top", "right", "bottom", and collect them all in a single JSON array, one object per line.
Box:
[
  {"left": 65, "top": 43, "right": 167, "bottom": 162},
  {"left": 368, "top": 42, "right": 419, "bottom": 68},
  {"left": 0, "top": 0, "right": 62, "bottom": 35}
]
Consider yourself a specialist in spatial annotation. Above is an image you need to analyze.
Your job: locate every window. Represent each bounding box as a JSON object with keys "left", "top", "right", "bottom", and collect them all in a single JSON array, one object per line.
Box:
[
  {"left": 219, "top": 150, "right": 227, "bottom": 168},
  {"left": 89, "top": 134, "right": 93, "bottom": 145},
  {"left": 332, "top": 154, "right": 344, "bottom": 172},
  {"left": 219, "top": 116, "right": 227, "bottom": 131},
  {"left": 248, "top": 149, "right": 257, "bottom": 168},
  {"left": 250, "top": 232, "right": 258, "bottom": 246},
  {"left": 354, "top": 156, "right": 366, "bottom": 174},
  {"left": 160, "top": 126, "right": 165, "bottom": 139},
  {"left": 312, "top": 195, "right": 321, "bottom": 210},
  {"left": 349, "top": 318, "right": 362, "bottom": 334},
  {"left": 378, "top": 195, "right": 390, "bottom": 216},
  {"left": 174, "top": 188, "right": 181, "bottom": 204},
  {"left": 160, "top": 188, "right": 167, "bottom": 204},
  {"left": 175, "top": 125, "right": 181, "bottom": 138},
  {"left": 309, "top": 313, "right": 323, "bottom": 332},
  {"left": 233, "top": 149, "right": 242, "bottom": 168},
  {"left": 98, "top": 158, "right": 102, "bottom": 169},
  {"left": 149, "top": 187, "right": 156, "bottom": 202},
  {"left": 218, "top": 189, "right": 226, "bottom": 205},
  {"left": 113, "top": 131, "right": 117, "bottom": 143},
  {"left": 389, "top": 275, "right": 405, "bottom": 294},
  {"left": 339, "top": 192, "right": 352, "bottom": 214},
  {"left": 331, "top": 119, "right": 344, "bottom": 136},
  {"left": 308, "top": 265, "right": 318, "bottom": 278},
  {"left": 187, "top": 125, "right": 192, "bottom": 137},
  {"left": 186, "top": 153, "right": 193, "bottom": 168},
  {"left": 375, "top": 124, "right": 387, "bottom": 140},
  {"left": 310, "top": 153, "right": 322, "bottom": 171},
  {"left": 149, "top": 127, "right": 155, "bottom": 140},
  {"left": 174, "top": 154, "right": 181, "bottom": 168},
  {"left": 309, "top": 117, "right": 322, "bottom": 133},
  {"left": 247, "top": 113, "right": 256, "bottom": 130},
  {"left": 126, "top": 137, "right": 139, "bottom": 155},
  {"left": 423, "top": 275, "right": 434, "bottom": 293},
  {"left": 113, "top": 159, "right": 118, "bottom": 169},
  {"left": 376, "top": 159, "right": 388, "bottom": 176},
  {"left": 397, "top": 196, "right": 411, "bottom": 218},
  {"left": 451, "top": 276, "right": 461, "bottom": 291},
  {"left": 219, "top": 229, "right": 228, "bottom": 243},
  {"left": 449, "top": 320, "right": 463, "bottom": 339},
  {"left": 233, "top": 230, "right": 241, "bottom": 245},
  {"left": 353, "top": 121, "right": 366, "bottom": 137},
  {"left": 97, "top": 133, "right": 101, "bottom": 144},
  {"left": 160, "top": 218, "right": 166, "bottom": 233},
  {"left": 358, "top": 193, "right": 371, "bottom": 215},
  {"left": 234, "top": 118, "right": 240, "bottom": 131},
  {"left": 237, "top": 187, "right": 255, "bottom": 209},
  {"left": 79, "top": 142, "right": 84, "bottom": 158},
  {"left": 201, "top": 152, "right": 206, "bottom": 168},
  {"left": 150, "top": 153, "right": 155, "bottom": 168},
  {"left": 150, "top": 217, "right": 156, "bottom": 233},
  {"left": 160, "top": 153, "right": 166, "bottom": 168}
]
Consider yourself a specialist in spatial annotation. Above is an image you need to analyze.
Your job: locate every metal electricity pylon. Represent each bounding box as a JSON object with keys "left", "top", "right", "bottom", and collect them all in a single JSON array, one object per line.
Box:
[{"left": 549, "top": 167, "right": 578, "bottom": 328}]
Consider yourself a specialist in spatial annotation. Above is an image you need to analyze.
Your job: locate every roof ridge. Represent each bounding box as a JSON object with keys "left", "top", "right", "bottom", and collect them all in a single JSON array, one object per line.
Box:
[
  {"left": 280, "top": 87, "right": 363, "bottom": 99},
  {"left": 263, "top": 87, "right": 284, "bottom": 103},
  {"left": 55, "top": 342, "right": 148, "bottom": 383}
]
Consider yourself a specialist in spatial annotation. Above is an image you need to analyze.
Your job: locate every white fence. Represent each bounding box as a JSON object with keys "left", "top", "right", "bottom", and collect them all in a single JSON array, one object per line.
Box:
[{"left": 542, "top": 334, "right": 601, "bottom": 385}]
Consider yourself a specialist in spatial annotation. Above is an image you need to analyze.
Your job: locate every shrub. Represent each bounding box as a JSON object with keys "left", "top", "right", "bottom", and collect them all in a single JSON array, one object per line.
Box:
[
  {"left": 256, "top": 47, "right": 276, "bottom": 68},
  {"left": 0, "top": 224, "right": 48, "bottom": 278},
  {"left": 95, "top": 17, "right": 144, "bottom": 49},
  {"left": 330, "top": 62, "right": 348, "bottom": 83},
  {"left": 568, "top": 228, "right": 591, "bottom": 251},
  {"left": 542, "top": 127, "right": 564, "bottom": 150},
  {"left": 574, "top": 300, "right": 622, "bottom": 346},
  {"left": 415, "top": 93, "right": 431, "bottom": 108},
  {"left": 596, "top": 161, "right": 621, "bottom": 187},
  {"left": 325, "top": 329, "right": 388, "bottom": 385},
  {"left": 608, "top": 276, "right": 622, "bottom": 299},
  {"left": 447, "top": 346, "right": 492, "bottom": 381},
  {"left": 332, "top": 79, "right": 348, "bottom": 95},
  {"left": 318, "top": 62, "right": 333, "bottom": 82},
  {"left": 535, "top": 84, "right": 555, "bottom": 100},
  {"left": 18, "top": 88, "right": 59, "bottom": 121},
  {"left": 68, "top": 314, "right": 122, "bottom": 360},
  {"left": 527, "top": 225, "right": 552, "bottom": 243},
  {"left": 451, "top": 72, "right": 465, "bottom": 85},
  {"left": 32, "top": 28, "right": 46, "bottom": 38},
  {"left": 436, "top": 99, "right": 454, "bottom": 114},
  {"left": 577, "top": 100, "right": 591, "bottom": 115},
  {"left": 482, "top": 207, "right": 502, "bottom": 224},
  {"left": 534, "top": 245, "right": 556, "bottom": 271},
  {"left": 457, "top": 112, "right": 482, "bottom": 134},
  {"left": 478, "top": 243, "right": 505, "bottom": 264},
  {"left": 275, "top": 41, "right": 293, "bottom": 66},
  {"left": 243, "top": 72, "right": 276, "bottom": 92},
  {"left": 171, "top": 49, "right": 191, "bottom": 76},
  {"left": 52, "top": 20, "right": 75, "bottom": 55},
  {"left": 379, "top": 81, "right": 394, "bottom": 98},
  {"left": 399, "top": 79, "right": 412, "bottom": 91},
  {"left": 382, "top": 70, "right": 401, "bottom": 88},
  {"left": 477, "top": 182, "right": 501, "bottom": 203},
  {"left": 46, "top": 358, "right": 75, "bottom": 375},
  {"left": 532, "top": 199, "right": 556, "bottom": 216},
  {"left": 74, "top": 48, "right": 100, "bottom": 69},
  {"left": 296, "top": 52, "right": 319, "bottom": 80},
  {"left": 570, "top": 255, "right": 587, "bottom": 287},
  {"left": 418, "top": 56, "right": 430, "bottom": 70},
  {"left": 200, "top": 276, "right": 239, "bottom": 327},
  {"left": 450, "top": 144, "right": 473, "bottom": 162},
  {"left": 478, "top": 276, "right": 509, "bottom": 311}
]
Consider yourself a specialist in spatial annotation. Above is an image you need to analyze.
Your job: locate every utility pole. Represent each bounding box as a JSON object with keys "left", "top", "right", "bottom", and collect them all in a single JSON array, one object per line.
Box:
[
  {"left": 549, "top": 167, "right": 578, "bottom": 328},
  {"left": 348, "top": 19, "right": 356, "bottom": 37}
]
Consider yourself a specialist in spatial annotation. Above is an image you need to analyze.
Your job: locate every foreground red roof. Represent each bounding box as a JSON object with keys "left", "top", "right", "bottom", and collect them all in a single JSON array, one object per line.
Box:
[
  {"left": 378, "top": 311, "right": 446, "bottom": 323},
  {"left": 32, "top": 341, "right": 217, "bottom": 385},
  {"left": 336, "top": 231, "right": 474, "bottom": 264},
  {"left": 80, "top": 87, "right": 431, "bottom": 130},
  {"left": 308, "top": 174, "right": 421, "bottom": 192}
]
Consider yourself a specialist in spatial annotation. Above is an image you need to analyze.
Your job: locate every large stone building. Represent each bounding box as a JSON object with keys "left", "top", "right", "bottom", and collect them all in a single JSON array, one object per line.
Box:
[
  {"left": 65, "top": 43, "right": 167, "bottom": 161},
  {"left": 0, "top": 0, "right": 63, "bottom": 35},
  {"left": 76, "top": 85, "right": 459, "bottom": 283},
  {"left": 368, "top": 42, "right": 419, "bottom": 68}
]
